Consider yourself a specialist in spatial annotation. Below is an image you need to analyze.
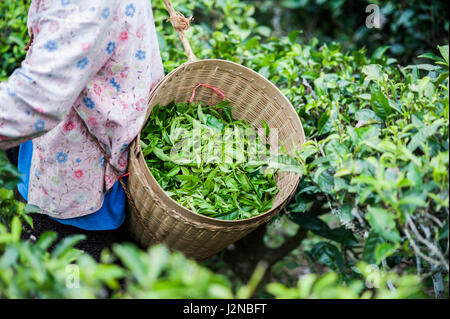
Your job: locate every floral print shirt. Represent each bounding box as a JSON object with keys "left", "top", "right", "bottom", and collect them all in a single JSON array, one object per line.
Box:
[{"left": 0, "top": 0, "right": 164, "bottom": 218}]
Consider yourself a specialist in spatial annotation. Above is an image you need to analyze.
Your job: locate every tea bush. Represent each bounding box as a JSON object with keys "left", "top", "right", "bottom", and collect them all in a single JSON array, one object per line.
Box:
[
  {"left": 1, "top": 0, "right": 448, "bottom": 298},
  {"left": 0, "top": 211, "right": 425, "bottom": 298},
  {"left": 152, "top": 0, "right": 448, "bottom": 294},
  {"left": 0, "top": 0, "right": 30, "bottom": 81},
  {"left": 248, "top": 0, "right": 449, "bottom": 64},
  {"left": 0, "top": 216, "right": 236, "bottom": 298}
]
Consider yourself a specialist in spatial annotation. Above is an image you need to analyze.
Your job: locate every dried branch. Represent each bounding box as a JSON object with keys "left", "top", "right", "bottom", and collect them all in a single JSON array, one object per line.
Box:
[
  {"left": 223, "top": 197, "right": 329, "bottom": 282},
  {"left": 404, "top": 226, "right": 443, "bottom": 268},
  {"left": 405, "top": 214, "right": 449, "bottom": 270}
]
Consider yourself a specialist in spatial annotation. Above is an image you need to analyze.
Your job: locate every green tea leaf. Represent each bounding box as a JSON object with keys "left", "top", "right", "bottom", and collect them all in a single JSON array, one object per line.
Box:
[
  {"left": 366, "top": 207, "right": 401, "bottom": 243},
  {"left": 375, "top": 243, "right": 397, "bottom": 264}
]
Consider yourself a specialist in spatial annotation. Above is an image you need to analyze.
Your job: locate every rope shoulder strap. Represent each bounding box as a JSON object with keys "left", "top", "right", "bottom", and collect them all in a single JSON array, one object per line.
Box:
[
  {"left": 163, "top": 0, "right": 197, "bottom": 63},
  {"left": 78, "top": 119, "right": 136, "bottom": 209}
]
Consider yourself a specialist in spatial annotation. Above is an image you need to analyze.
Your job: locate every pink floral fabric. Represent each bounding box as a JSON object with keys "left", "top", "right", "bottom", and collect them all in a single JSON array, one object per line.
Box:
[{"left": 0, "top": 0, "right": 164, "bottom": 218}]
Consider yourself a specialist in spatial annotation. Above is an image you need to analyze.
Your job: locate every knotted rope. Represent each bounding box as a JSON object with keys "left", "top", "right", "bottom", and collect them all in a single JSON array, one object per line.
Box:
[
  {"left": 163, "top": 0, "right": 197, "bottom": 62},
  {"left": 166, "top": 11, "right": 193, "bottom": 32}
]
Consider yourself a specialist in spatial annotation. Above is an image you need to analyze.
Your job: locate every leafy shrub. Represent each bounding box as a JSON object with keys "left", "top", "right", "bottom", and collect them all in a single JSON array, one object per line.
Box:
[
  {"left": 0, "top": 215, "right": 236, "bottom": 298},
  {"left": 0, "top": 152, "right": 30, "bottom": 227},
  {"left": 267, "top": 262, "right": 426, "bottom": 299},
  {"left": 288, "top": 44, "right": 449, "bottom": 281},
  {"left": 0, "top": 0, "right": 30, "bottom": 81},
  {"left": 153, "top": 0, "right": 448, "bottom": 280},
  {"left": 0, "top": 211, "right": 426, "bottom": 299},
  {"left": 152, "top": 0, "right": 448, "bottom": 296},
  {"left": 247, "top": 0, "right": 449, "bottom": 64}
]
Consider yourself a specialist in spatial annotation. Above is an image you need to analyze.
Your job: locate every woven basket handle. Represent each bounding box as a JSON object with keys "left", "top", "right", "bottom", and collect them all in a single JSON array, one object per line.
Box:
[{"left": 163, "top": 0, "right": 197, "bottom": 63}]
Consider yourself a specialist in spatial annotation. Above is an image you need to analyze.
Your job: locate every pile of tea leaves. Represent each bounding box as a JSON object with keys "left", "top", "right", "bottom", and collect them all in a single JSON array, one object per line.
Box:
[{"left": 140, "top": 100, "right": 299, "bottom": 220}]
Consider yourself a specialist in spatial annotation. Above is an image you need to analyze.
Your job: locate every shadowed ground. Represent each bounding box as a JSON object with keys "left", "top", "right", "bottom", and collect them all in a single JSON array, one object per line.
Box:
[{"left": 20, "top": 211, "right": 133, "bottom": 261}]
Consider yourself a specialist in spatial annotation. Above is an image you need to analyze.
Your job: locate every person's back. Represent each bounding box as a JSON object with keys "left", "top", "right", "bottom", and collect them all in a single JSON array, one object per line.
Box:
[{"left": 0, "top": 0, "right": 164, "bottom": 223}]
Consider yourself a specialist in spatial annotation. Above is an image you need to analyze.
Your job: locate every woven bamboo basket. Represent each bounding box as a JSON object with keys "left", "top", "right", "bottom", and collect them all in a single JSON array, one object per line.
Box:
[{"left": 124, "top": 0, "right": 305, "bottom": 261}]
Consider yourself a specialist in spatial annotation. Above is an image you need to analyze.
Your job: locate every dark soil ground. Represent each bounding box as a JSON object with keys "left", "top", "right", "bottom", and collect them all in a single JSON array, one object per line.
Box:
[{"left": 21, "top": 212, "right": 134, "bottom": 261}]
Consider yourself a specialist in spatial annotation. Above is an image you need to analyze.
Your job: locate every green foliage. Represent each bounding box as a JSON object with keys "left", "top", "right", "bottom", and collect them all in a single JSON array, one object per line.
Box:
[
  {"left": 248, "top": 0, "right": 449, "bottom": 64},
  {"left": 0, "top": 216, "right": 235, "bottom": 298},
  {"left": 0, "top": 0, "right": 30, "bottom": 81},
  {"left": 0, "top": 215, "right": 424, "bottom": 299},
  {"left": 0, "top": 151, "right": 31, "bottom": 227},
  {"left": 267, "top": 262, "right": 426, "bottom": 299},
  {"left": 0, "top": 151, "right": 21, "bottom": 190},
  {"left": 112, "top": 243, "right": 234, "bottom": 298},
  {"left": 290, "top": 44, "right": 449, "bottom": 277},
  {"left": 153, "top": 0, "right": 448, "bottom": 284}
]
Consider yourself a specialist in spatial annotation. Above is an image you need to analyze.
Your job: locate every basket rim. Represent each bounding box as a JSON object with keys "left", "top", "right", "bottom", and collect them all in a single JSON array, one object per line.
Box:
[{"left": 133, "top": 59, "right": 305, "bottom": 225}]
